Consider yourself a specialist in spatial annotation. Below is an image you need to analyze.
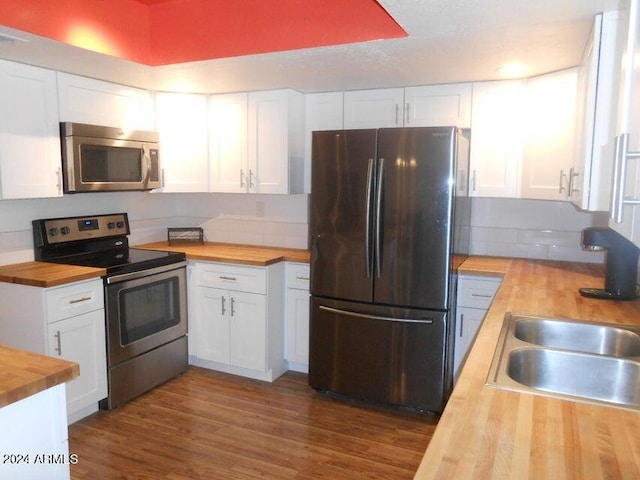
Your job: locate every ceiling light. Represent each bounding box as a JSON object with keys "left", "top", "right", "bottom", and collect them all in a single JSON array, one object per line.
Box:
[{"left": 498, "top": 62, "right": 528, "bottom": 78}]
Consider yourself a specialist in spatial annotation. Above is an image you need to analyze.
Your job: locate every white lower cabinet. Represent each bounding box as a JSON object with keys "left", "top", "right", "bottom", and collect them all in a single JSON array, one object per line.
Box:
[
  {"left": 189, "top": 261, "right": 286, "bottom": 381},
  {"left": 0, "top": 278, "right": 107, "bottom": 423},
  {"left": 453, "top": 275, "right": 502, "bottom": 382},
  {"left": 285, "top": 263, "right": 310, "bottom": 372}
]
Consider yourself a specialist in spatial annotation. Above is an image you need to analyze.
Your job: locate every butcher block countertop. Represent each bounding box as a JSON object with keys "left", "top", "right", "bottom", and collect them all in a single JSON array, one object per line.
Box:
[
  {"left": 0, "top": 345, "right": 79, "bottom": 408},
  {"left": 0, "top": 261, "right": 105, "bottom": 288},
  {"left": 136, "top": 241, "right": 311, "bottom": 265},
  {"left": 415, "top": 257, "right": 640, "bottom": 480}
]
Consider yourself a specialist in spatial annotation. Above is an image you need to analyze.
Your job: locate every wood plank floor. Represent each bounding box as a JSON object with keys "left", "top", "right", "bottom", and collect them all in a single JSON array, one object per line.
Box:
[{"left": 69, "top": 367, "right": 438, "bottom": 479}]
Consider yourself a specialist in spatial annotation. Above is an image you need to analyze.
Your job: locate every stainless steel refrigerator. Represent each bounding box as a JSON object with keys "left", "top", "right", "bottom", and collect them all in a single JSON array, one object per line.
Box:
[{"left": 309, "top": 126, "right": 470, "bottom": 413}]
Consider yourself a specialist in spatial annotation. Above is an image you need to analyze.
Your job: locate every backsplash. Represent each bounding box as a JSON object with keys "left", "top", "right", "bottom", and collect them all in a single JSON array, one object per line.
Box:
[
  {"left": 470, "top": 198, "right": 608, "bottom": 263},
  {"left": 0, "top": 193, "right": 612, "bottom": 266}
]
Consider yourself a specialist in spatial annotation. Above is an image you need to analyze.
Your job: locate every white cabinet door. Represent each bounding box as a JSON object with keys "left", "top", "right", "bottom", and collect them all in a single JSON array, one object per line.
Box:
[
  {"left": 285, "top": 288, "right": 309, "bottom": 367},
  {"left": 229, "top": 291, "right": 267, "bottom": 371},
  {"left": 610, "top": 0, "right": 640, "bottom": 247},
  {"left": 248, "top": 89, "right": 304, "bottom": 194},
  {"left": 0, "top": 60, "right": 62, "bottom": 199},
  {"left": 155, "top": 92, "right": 209, "bottom": 192},
  {"left": 47, "top": 309, "right": 107, "bottom": 417},
  {"left": 572, "top": 11, "right": 626, "bottom": 211},
  {"left": 453, "top": 306, "right": 485, "bottom": 381},
  {"left": 209, "top": 93, "right": 248, "bottom": 193},
  {"left": 304, "top": 92, "right": 344, "bottom": 193},
  {"left": 521, "top": 69, "right": 578, "bottom": 200},
  {"left": 194, "top": 286, "right": 230, "bottom": 364},
  {"left": 470, "top": 80, "right": 525, "bottom": 197},
  {"left": 404, "top": 84, "right": 472, "bottom": 128},
  {"left": 343, "top": 88, "right": 404, "bottom": 128},
  {"left": 57, "top": 72, "right": 154, "bottom": 129}
]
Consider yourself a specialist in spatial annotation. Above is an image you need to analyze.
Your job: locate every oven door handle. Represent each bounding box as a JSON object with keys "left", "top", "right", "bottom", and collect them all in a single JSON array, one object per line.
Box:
[{"left": 106, "top": 261, "right": 188, "bottom": 284}]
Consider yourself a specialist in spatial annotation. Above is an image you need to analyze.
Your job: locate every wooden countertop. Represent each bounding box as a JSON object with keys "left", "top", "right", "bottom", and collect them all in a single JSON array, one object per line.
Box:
[
  {"left": 136, "top": 241, "right": 311, "bottom": 265},
  {"left": 415, "top": 258, "right": 640, "bottom": 480},
  {"left": 0, "top": 261, "right": 106, "bottom": 288},
  {"left": 0, "top": 344, "right": 79, "bottom": 408}
]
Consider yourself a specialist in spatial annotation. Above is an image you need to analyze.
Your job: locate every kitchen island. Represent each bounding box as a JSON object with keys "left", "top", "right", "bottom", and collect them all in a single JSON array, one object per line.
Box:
[
  {"left": 0, "top": 345, "right": 79, "bottom": 480},
  {"left": 416, "top": 258, "right": 640, "bottom": 480}
]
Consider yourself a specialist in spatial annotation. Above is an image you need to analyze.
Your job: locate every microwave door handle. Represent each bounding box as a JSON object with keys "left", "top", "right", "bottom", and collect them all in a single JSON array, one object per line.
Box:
[{"left": 142, "top": 145, "right": 150, "bottom": 187}]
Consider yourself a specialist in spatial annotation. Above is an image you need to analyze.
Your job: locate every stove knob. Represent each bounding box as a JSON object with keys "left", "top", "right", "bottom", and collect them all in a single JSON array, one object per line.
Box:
[
  {"left": 107, "top": 222, "right": 116, "bottom": 229},
  {"left": 48, "top": 227, "right": 58, "bottom": 237},
  {"left": 60, "top": 226, "right": 71, "bottom": 235},
  {"left": 116, "top": 221, "right": 125, "bottom": 228}
]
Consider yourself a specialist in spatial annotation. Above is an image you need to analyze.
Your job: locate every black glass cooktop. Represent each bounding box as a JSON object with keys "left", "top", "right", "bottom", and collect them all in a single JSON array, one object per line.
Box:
[{"left": 47, "top": 248, "right": 186, "bottom": 277}]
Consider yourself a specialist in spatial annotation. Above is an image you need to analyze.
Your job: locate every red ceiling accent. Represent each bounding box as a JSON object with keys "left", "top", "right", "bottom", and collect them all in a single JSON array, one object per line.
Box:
[{"left": 0, "top": 0, "right": 406, "bottom": 66}]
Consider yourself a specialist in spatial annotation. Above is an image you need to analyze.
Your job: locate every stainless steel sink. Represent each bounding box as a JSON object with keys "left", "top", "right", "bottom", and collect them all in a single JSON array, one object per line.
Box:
[
  {"left": 514, "top": 317, "right": 640, "bottom": 357},
  {"left": 487, "top": 313, "right": 640, "bottom": 410}
]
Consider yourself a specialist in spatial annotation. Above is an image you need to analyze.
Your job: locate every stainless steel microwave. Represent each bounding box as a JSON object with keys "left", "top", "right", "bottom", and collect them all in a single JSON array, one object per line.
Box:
[{"left": 60, "top": 122, "right": 161, "bottom": 193}]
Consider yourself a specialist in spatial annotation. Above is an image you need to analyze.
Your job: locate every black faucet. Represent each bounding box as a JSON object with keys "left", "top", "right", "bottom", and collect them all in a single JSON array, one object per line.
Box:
[{"left": 580, "top": 227, "right": 640, "bottom": 300}]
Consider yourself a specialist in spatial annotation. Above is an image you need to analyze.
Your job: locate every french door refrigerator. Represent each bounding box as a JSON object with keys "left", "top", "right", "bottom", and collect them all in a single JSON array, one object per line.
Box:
[{"left": 309, "top": 126, "right": 470, "bottom": 413}]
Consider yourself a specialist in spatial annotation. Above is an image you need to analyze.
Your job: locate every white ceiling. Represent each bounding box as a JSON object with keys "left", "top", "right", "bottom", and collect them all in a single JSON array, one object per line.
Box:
[{"left": 0, "top": 0, "right": 626, "bottom": 94}]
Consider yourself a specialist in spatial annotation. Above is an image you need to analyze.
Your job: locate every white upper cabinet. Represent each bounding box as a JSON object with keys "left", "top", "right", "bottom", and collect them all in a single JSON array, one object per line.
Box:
[
  {"left": 57, "top": 72, "right": 154, "bottom": 130},
  {"left": 209, "top": 93, "right": 248, "bottom": 193},
  {"left": 573, "top": 11, "right": 626, "bottom": 211},
  {"left": 469, "top": 80, "right": 525, "bottom": 197},
  {"left": 155, "top": 92, "right": 209, "bottom": 192},
  {"left": 610, "top": 0, "right": 640, "bottom": 247},
  {"left": 0, "top": 60, "right": 62, "bottom": 199},
  {"left": 304, "top": 92, "right": 344, "bottom": 193},
  {"left": 343, "top": 88, "right": 405, "bottom": 128},
  {"left": 520, "top": 68, "right": 578, "bottom": 201},
  {"left": 404, "top": 83, "right": 472, "bottom": 128},
  {"left": 248, "top": 89, "right": 304, "bottom": 194}
]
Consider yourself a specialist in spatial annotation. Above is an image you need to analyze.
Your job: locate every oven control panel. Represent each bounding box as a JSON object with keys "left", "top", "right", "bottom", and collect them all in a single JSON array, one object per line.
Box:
[{"left": 38, "top": 213, "right": 130, "bottom": 244}]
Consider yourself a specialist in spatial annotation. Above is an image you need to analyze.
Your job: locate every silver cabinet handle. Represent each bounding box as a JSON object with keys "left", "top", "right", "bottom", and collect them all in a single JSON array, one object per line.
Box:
[
  {"left": 459, "top": 313, "right": 464, "bottom": 338},
  {"left": 249, "top": 169, "right": 255, "bottom": 189},
  {"left": 471, "top": 293, "right": 493, "bottom": 298},
  {"left": 161, "top": 168, "right": 166, "bottom": 188},
  {"left": 54, "top": 331, "right": 62, "bottom": 356},
  {"left": 221, "top": 296, "right": 226, "bottom": 315},
  {"left": 230, "top": 297, "right": 235, "bottom": 317},
  {"left": 611, "top": 133, "right": 640, "bottom": 223},
  {"left": 559, "top": 170, "right": 567, "bottom": 194},
  {"left": 472, "top": 169, "right": 477, "bottom": 192},
  {"left": 69, "top": 296, "right": 92, "bottom": 304},
  {"left": 405, "top": 103, "right": 410, "bottom": 125},
  {"left": 240, "top": 169, "right": 245, "bottom": 188},
  {"left": 395, "top": 104, "right": 399, "bottom": 126},
  {"left": 56, "top": 167, "right": 63, "bottom": 195},
  {"left": 568, "top": 167, "right": 580, "bottom": 196},
  {"left": 219, "top": 275, "right": 237, "bottom": 281},
  {"left": 295, "top": 275, "right": 310, "bottom": 281}
]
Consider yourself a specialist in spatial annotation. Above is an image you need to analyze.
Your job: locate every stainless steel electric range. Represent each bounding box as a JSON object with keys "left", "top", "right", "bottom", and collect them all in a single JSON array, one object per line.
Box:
[{"left": 33, "top": 212, "right": 188, "bottom": 409}]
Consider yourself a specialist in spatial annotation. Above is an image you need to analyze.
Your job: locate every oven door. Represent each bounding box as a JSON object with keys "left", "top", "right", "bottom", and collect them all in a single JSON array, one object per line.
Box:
[{"left": 105, "top": 262, "right": 187, "bottom": 366}]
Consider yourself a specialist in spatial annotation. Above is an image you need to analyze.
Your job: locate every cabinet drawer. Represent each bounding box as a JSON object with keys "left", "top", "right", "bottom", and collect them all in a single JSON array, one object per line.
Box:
[
  {"left": 195, "top": 262, "right": 266, "bottom": 294},
  {"left": 286, "top": 263, "right": 310, "bottom": 290},
  {"left": 45, "top": 279, "right": 104, "bottom": 323},
  {"left": 457, "top": 276, "right": 501, "bottom": 309}
]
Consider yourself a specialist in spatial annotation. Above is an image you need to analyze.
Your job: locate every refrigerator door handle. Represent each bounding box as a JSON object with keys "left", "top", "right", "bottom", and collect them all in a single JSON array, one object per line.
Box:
[
  {"left": 375, "top": 158, "right": 385, "bottom": 278},
  {"left": 365, "top": 158, "right": 375, "bottom": 278},
  {"left": 319, "top": 305, "right": 434, "bottom": 324}
]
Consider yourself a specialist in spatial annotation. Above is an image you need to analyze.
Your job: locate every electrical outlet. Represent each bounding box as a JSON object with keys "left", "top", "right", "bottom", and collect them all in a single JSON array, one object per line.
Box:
[{"left": 256, "top": 201, "right": 265, "bottom": 217}]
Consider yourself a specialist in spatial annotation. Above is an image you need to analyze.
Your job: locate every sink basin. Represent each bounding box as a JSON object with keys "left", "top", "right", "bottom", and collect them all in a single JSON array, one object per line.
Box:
[
  {"left": 514, "top": 317, "right": 640, "bottom": 357},
  {"left": 507, "top": 348, "right": 640, "bottom": 407},
  {"left": 487, "top": 313, "right": 640, "bottom": 410}
]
